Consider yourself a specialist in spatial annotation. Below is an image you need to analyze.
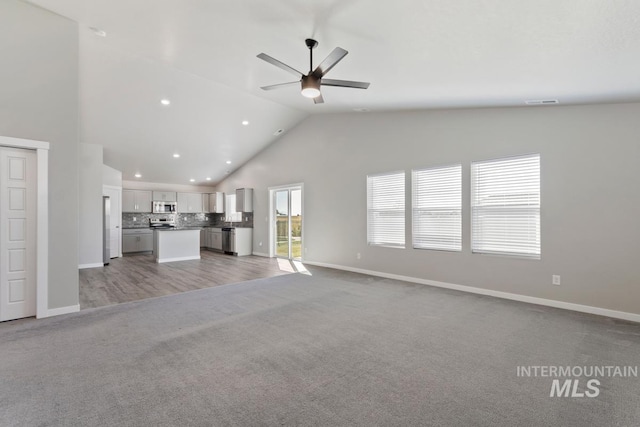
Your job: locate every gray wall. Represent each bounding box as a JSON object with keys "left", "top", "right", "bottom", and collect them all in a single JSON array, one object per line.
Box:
[
  {"left": 79, "top": 144, "right": 104, "bottom": 266},
  {"left": 103, "top": 164, "right": 122, "bottom": 188},
  {"left": 218, "top": 103, "right": 640, "bottom": 315},
  {"left": 0, "top": 0, "right": 79, "bottom": 309},
  {"left": 121, "top": 180, "right": 216, "bottom": 194}
]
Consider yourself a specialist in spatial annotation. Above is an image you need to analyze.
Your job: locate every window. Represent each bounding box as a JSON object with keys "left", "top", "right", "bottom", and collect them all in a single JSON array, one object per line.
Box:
[
  {"left": 225, "top": 194, "right": 242, "bottom": 222},
  {"left": 412, "top": 164, "right": 462, "bottom": 251},
  {"left": 471, "top": 154, "right": 540, "bottom": 258},
  {"left": 367, "top": 171, "right": 405, "bottom": 247}
]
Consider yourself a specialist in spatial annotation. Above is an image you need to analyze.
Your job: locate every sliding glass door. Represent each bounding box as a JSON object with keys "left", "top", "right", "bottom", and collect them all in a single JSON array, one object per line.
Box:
[{"left": 273, "top": 186, "right": 302, "bottom": 260}]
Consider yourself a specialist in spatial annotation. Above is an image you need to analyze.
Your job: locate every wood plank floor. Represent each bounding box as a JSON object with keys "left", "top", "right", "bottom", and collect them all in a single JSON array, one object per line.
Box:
[{"left": 79, "top": 250, "right": 293, "bottom": 309}]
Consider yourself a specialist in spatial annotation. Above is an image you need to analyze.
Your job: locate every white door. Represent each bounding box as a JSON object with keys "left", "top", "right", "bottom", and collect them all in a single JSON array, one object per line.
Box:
[
  {"left": 0, "top": 147, "right": 36, "bottom": 321},
  {"left": 103, "top": 186, "right": 121, "bottom": 258}
]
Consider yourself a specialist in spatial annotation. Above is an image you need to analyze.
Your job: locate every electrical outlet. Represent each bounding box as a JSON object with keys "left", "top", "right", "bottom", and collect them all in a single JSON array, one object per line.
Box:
[
  {"left": 552, "top": 275, "right": 561, "bottom": 286},
  {"left": 133, "top": 217, "right": 137, "bottom": 221},
  {"left": 205, "top": 216, "right": 208, "bottom": 220},
  {"left": 259, "top": 241, "right": 262, "bottom": 247},
  {"left": 356, "top": 252, "right": 361, "bottom": 260}
]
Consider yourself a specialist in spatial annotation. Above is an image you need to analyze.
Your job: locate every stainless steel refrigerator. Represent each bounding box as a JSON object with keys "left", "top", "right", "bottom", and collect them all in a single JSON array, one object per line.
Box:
[{"left": 103, "top": 196, "right": 110, "bottom": 266}]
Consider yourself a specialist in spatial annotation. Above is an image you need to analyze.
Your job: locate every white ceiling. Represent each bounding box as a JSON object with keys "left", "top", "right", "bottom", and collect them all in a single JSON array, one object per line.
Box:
[{"left": 26, "top": 0, "right": 640, "bottom": 185}]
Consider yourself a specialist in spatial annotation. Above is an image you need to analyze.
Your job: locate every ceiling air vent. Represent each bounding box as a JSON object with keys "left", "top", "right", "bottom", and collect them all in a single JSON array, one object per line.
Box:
[
  {"left": 525, "top": 99, "right": 559, "bottom": 105},
  {"left": 273, "top": 129, "right": 284, "bottom": 136}
]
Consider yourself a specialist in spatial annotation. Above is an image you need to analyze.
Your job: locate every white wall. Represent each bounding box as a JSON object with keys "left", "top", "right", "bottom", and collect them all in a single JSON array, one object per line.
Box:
[
  {"left": 0, "top": 0, "right": 79, "bottom": 310},
  {"left": 218, "top": 103, "right": 640, "bottom": 316},
  {"left": 79, "top": 144, "right": 104, "bottom": 267}
]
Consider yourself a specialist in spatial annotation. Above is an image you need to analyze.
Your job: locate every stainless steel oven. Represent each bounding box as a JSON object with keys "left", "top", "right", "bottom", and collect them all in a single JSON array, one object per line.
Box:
[{"left": 152, "top": 201, "right": 177, "bottom": 214}]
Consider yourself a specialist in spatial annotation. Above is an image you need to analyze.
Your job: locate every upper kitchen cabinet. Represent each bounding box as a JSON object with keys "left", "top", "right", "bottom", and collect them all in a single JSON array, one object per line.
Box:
[
  {"left": 177, "top": 192, "right": 203, "bottom": 213},
  {"left": 122, "top": 190, "right": 152, "bottom": 213},
  {"left": 209, "top": 192, "right": 225, "bottom": 213},
  {"left": 236, "top": 188, "right": 253, "bottom": 212},
  {"left": 152, "top": 191, "right": 177, "bottom": 202}
]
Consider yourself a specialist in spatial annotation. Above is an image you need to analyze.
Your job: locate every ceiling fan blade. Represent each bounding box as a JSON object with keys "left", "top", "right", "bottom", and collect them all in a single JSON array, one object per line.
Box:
[
  {"left": 257, "top": 53, "right": 304, "bottom": 78},
  {"left": 311, "top": 47, "right": 348, "bottom": 78},
  {"left": 260, "top": 81, "right": 300, "bottom": 91},
  {"left": 313, "top": 94, "right": 324, "bottom": 104},
  {"left": 320, "top": 79, "right": 370, "bottom": 89}
]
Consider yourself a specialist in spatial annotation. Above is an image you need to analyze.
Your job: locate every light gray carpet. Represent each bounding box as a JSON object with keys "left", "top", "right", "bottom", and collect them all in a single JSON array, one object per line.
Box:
[{"left": 1, "top": 267, "right": 639, "bottom": 426}]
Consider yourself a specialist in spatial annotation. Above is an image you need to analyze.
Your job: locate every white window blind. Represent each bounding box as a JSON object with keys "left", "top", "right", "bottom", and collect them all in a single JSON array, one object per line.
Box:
[
  {"left": 471, "top": 154, "right": 540, "bottom": 258},
  {"left": 412, "top": 164, "right": 462, "bottom": 251},
  {"left": 225, "top": 194, "right": 242, "bottom": 222},
  {"left": 367, "top": 171, "right": 405, "bottom": 247}
]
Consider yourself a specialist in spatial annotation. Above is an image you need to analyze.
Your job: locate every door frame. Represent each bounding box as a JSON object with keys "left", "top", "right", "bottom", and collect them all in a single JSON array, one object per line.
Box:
[
  {"left": 103, "top": 185, "right": 122, "bottom": 258},
  {"left": 0, "top": 135, "right": 49, "bottom": 319},
  {"left": 268, "top": 183, "right": 304, "bottom": 260}
]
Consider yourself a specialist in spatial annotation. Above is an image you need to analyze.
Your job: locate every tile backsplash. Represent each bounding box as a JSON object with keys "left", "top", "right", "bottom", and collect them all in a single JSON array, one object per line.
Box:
[{"left": 122, "top": 212, "right": 253, "bottom": 228}]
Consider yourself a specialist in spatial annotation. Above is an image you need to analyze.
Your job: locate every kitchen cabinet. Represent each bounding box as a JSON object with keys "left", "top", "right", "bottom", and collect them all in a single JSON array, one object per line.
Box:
[
  {"left": 208, "top": 192, "right": 224, "bottom": 213},
  {"left": 122, "top": 229, "right": 153, "bottom": 253},
  {"left": 202, "top": 228, "right": 222, "bottom": 251},
  {"left": 203, "top": 229, "right": 210, "bottom": 248},
  {"left": 236, "top": 188, "right": 253, "bottom": 213},
  {"left": 152, "top": 191, "right": 177, "bottom": 202},
  {"left": 122, "top": 190, "right": 152, "bottom": 213},
  {"left": 210, "top": 228, "right": 222, "bottom": 251},
  {"left": 177, "top": 192, "right": 203, "bottom": 213},
  {"left": 232, "top": 228, "right": 252, "bottom": 256}
]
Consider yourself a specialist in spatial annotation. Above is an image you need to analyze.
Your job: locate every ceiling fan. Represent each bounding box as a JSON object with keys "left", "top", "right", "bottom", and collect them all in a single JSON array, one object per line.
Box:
[{"left": 257, "top": 39, "right": 370, "bottom": 104}]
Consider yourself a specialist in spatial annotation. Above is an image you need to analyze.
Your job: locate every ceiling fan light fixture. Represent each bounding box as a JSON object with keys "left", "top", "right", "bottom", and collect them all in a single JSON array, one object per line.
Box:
[
  {"left": 258, "top": 39, "right": 368, "bottom": 104},
  {"left": 301, "top": 76, "right": 321, "bottom": 98}
]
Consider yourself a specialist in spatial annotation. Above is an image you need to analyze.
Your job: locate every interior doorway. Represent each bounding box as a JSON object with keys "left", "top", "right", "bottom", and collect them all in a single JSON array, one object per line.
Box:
[{"left": 271, "top": 185, "right": 303, "bottom": 260}]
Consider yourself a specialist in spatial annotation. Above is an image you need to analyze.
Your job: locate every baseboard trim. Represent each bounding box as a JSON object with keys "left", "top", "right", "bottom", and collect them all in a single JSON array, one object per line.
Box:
[
  {"left": 156, "top": 255, "right": 200, "bottom": 263},
  {"left": 78, "top": 263, "right": 104, "bottom": 269},
  {"left": 42, "top": 304, "right": 80, "bottom": 318},
  {"left": 303, "top": 261, "right": 640, "bottom": 323},
  {"left": 252, "top": 251, "right": 269, "bottom": 257}
]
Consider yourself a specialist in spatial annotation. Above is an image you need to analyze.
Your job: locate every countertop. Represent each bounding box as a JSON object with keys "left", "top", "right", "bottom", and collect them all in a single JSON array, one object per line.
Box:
[
  {"left": 123, "top": 225, "right": 253, "bottom": 230},
  {"left": 202, "top": 225, "right": 253, "bottom": 229},
  {"left": 153, "top": 227, "right": 202, "bottom": 231}
]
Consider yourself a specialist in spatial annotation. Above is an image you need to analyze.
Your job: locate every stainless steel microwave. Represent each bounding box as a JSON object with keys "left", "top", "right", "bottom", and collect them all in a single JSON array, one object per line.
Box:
[{"left": 152, "top": 201, "right": 177, "bottom": 214}]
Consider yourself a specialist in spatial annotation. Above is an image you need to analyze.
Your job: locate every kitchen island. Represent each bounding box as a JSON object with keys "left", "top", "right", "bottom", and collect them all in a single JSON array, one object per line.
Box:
[{"left": 153, "top": 228, "right": 201, "bottom": 263}]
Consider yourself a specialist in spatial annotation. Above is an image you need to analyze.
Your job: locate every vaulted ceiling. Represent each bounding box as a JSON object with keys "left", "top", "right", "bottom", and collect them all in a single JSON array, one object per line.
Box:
[{"left": 26, "top": 0, "right": 640, "bottom": 184}]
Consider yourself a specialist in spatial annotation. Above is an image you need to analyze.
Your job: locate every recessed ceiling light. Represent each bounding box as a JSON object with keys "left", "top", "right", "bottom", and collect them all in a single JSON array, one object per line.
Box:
[
  {"left": 134, "top": 173, "right": 141, "bottom": 178},
  {"left": 160, "top": 99, "right": 171, "bottom": 106},
  {"left": 89, "top": 27, "right": 107, "bottom": 37},
  {"left": 273, "top": 129, "right": 284, "bottom": 136},
  {"left": 206, "top": 177, "right": 211, "bottom": 181},
  {"left": 241, "top": 120, "right": 249, "bottom": 126},
  {"left": 173, "top": 153, "right": 180, "bottom": 158},
  {"left": 226, "top": 160, "right": 232, "bottom": 164},
  {"left": 189, "top": 179, "right": 195, "bottom": 182}
]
